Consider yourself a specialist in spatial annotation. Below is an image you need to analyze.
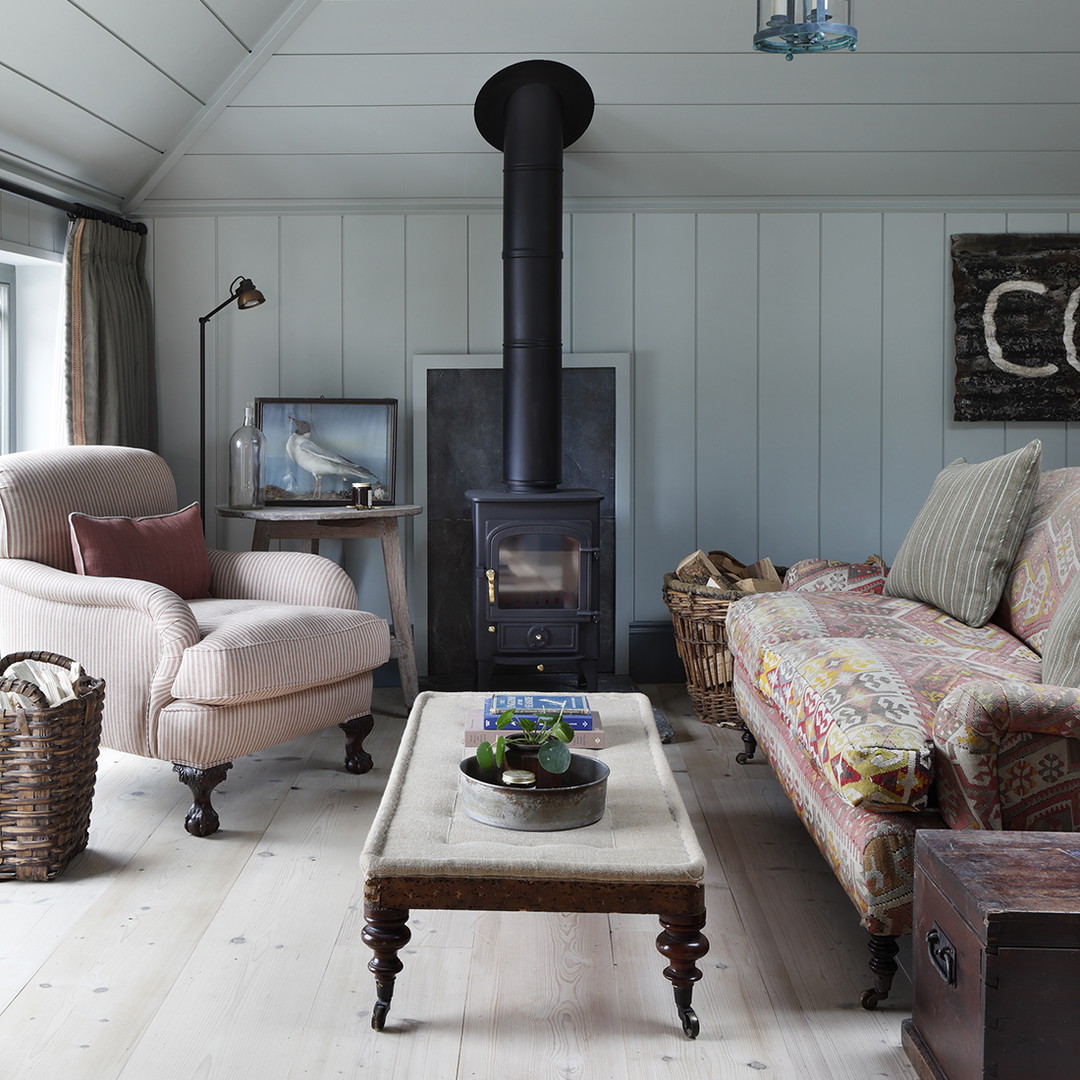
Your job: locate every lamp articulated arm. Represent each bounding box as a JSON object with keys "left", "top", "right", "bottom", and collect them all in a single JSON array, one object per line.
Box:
[{"left": 198, "top": 276, "right": 266, "bottom": 521}]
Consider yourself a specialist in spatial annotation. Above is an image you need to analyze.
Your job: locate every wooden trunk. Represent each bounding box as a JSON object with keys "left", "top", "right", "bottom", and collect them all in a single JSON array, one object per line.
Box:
[{"left": 902, "top": 831, "right": 1080, "bottom": 1080}]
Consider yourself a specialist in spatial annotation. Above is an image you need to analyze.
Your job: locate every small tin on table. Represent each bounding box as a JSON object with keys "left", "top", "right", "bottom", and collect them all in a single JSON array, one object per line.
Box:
[{"left": 351, "top": 482, "right": 373, "bottom": 509}]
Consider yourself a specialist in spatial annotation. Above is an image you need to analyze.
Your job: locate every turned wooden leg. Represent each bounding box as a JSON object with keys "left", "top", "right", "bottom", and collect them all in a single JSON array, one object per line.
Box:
[
  {"left": 362, "top": 904, "right": 411, "bottom": 1031},
  {"left": 735, "top": 726, "right": 757, "bottom": 765},
  {"left": 340, "top": 714, "right": 375, "bottom": 775},
  {"left": 656, "top": 911, "right": 709, "bottom": 1038},
  {"left": 860, "top": 932, "right": 900, "bottom": 1009},
  {"left": 172, "top": 762, "right": 233, "bottom": 837}
]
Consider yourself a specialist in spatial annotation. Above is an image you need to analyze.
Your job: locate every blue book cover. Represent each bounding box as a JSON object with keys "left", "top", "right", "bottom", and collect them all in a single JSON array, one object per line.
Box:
[{"left": 483, "top": 693, "right": 594, "bottom": 730}]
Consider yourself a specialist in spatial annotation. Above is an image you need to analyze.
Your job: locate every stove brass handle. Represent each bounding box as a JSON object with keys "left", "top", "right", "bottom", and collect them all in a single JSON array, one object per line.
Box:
[{"left": 486, "top": 568, "right": 496, "bottom": 605}]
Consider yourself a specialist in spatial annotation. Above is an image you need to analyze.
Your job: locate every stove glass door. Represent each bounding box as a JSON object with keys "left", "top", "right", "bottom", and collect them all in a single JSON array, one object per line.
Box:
[{"left": 495, "top": 531, "right": 581, "bottom": 610}]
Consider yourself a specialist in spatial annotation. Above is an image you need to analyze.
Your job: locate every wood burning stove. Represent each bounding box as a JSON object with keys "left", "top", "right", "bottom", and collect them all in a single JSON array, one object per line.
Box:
[
  {"left": 468, "top": 489, "right": 601, "bottom": 689},
  {"left": 469, "top": 59, "right": 602, "bottom": 690}
]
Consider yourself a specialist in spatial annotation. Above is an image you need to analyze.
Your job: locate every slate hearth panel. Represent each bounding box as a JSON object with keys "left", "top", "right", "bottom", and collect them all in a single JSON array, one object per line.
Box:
[{"left": 426, "top": 366, "right": 616, "bottom": 680}]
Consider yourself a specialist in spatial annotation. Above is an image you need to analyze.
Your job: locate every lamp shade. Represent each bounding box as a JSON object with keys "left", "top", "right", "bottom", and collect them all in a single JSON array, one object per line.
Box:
[
  {"left": 234, "top": 278, "right": 265, "bottom": 309},
  {"left": 755, "top": 0, "right": 857, "bottom": 58}
]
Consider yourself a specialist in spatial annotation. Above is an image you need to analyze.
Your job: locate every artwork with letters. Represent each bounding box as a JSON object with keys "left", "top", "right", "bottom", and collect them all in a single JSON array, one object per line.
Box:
[{"left": 953, "top": 233, "right": 1080, "bottom": 421}]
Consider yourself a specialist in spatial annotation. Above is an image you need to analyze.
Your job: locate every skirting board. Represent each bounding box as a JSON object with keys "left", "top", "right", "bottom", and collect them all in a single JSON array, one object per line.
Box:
[{"left": 628, "top": 620, "right": 684, "bottom": 684}]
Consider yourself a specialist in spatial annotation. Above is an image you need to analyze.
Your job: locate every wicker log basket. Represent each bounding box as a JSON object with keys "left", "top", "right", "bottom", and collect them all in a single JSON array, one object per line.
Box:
[
  {"left": 0, "top": 651, "right": 105, "bottom": 881},
  {"left": 662, "top": 574, "right": 746, "bottom": 727}
]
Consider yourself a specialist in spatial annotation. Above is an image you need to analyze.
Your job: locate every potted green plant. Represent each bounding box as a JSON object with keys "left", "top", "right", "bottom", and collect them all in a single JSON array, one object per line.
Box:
[{"left": 475, "top": 707, "right": 575, "bottom": 777}]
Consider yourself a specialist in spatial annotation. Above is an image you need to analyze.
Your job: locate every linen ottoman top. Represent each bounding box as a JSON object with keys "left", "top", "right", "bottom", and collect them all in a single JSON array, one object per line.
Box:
[{"left": 360, "top": 691, "right": 707, "bottom": 885}]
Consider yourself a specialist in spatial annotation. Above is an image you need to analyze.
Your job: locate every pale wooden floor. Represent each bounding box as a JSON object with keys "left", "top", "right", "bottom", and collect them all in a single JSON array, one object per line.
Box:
[{"left": 0, "top": 685, "right": 917, "bottom": 1080}]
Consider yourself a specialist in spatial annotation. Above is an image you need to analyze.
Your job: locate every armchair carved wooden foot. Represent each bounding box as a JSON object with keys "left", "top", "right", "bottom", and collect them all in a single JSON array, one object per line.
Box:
[
  {"left": 340, "top": 714, "right": 375, "bottom": 774},
  {"left": 173, "top": 762, "right": 233, "bottom": 837}
]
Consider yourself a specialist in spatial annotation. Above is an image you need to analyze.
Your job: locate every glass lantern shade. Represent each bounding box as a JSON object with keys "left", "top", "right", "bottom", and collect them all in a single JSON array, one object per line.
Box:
[{"left": 755, "top": 0, "right": 857, "bottom": 58}]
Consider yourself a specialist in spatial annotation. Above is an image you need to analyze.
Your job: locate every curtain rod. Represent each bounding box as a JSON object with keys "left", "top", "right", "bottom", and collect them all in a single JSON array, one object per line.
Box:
[{"left": 0, "top": 177, "right": 147, "bottom": 235}]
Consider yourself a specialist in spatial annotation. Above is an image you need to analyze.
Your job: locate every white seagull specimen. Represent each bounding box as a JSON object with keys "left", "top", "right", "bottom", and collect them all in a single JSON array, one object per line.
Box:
[{"left": 286, "top": 417, "right": 389, "bottom": 500}]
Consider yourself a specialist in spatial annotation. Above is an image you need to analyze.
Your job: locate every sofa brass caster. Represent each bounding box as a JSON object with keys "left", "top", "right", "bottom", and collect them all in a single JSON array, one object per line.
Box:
[
  {"left": 735, "top": 728, "right": 757, "bottom": 765},
  {"left": 860, "top": 986, "right": 887, "bottom": 1010}
]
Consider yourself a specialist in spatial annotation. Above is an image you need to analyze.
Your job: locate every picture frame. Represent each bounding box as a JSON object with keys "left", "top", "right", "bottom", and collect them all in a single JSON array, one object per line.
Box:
[{"left": 254, "top": 397, "right": 397, "bottom": 505}]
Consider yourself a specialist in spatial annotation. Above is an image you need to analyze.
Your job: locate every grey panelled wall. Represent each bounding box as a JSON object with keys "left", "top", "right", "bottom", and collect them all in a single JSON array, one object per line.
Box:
[{"left": 145, "top": 208, "right": 1080, "bottom": 661}]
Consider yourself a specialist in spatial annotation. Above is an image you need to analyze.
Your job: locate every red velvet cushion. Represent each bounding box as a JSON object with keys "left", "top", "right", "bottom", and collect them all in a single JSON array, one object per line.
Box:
[{"left": 69, "top": 503, "right": 211, "bottom": 600}]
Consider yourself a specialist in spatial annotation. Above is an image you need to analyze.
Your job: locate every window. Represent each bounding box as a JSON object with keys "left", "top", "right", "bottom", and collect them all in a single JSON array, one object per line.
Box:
[{"left": 0, "top": 263, "right": 14, "bottom": 454}]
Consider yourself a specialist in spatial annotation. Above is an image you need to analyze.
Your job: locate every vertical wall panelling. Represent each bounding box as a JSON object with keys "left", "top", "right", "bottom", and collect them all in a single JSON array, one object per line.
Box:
[
  {"left": 213, "top": 216, "right": 281, "bottom": 551},
  {"left": 943, "top": 212, "right": 1007, "bottom": 467},
  {"left": 152, "top": 216, "right": 216, "bottom": 509},
  {"left": 342, "top": 213, "right": 407, "bottom": 617},
  {"left": 404, "top": 214, "right": 469, "bottom": 666},
  {"left": 280, "top": 216, "right": 344, "bottom": 398},
  {"left": 569, "top": 213, "right": 633, "bottom": 354},
  {"left": 695, "top": 213, "right": 759, "bottom": 562},
  {"left": 1003, "top": 212, "right": 1071, "bottom": 467},
  {"left": 757, "top": 213, "right": 821, "bottom": 567},
  {"left": 466, "top": 213, "right": 501, "bottom": 355},
  {"left": 880, "top": 214, "right": 947, "bottom": 558},
  {"left": 819, "top": 213, "right": 884, "bottom": 561},
  {"left": 632, "top": 213, "right": 697, "bottom": 622},
  {"left": 140, "top": 204, "right": 1080, "bottom": 676}
]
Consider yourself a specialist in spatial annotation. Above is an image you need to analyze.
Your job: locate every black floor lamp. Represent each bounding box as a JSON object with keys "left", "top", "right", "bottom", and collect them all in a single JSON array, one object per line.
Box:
[{"left": 198, "top": 276, "right": 266, "bottom": 514}]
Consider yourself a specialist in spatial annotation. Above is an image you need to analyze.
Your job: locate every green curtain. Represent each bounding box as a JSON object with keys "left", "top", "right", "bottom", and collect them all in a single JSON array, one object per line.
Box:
[{"left": 63, "top": 217, "right": 157, "bottom": 449}]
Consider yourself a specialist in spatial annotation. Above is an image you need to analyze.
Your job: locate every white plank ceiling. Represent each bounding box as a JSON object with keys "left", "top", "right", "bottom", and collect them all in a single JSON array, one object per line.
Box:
[{"left": 0, "top": 0, "right": 1077, "bottom": 212}]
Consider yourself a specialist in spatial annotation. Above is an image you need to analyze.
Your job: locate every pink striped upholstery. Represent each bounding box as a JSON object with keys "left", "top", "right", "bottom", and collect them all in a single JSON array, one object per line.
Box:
[
  {"left": 177, "top": 600, "right": 389, "bottom": 704},
  {"left": 0, "top": 446, "right": 391, "bottom": 769},
  {"left": 0, "top": 445, "right": 175, "bottom": 572}
]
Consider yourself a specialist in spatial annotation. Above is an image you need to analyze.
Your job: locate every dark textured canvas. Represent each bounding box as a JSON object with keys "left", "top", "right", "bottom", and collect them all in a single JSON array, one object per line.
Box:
[{"left": 952, "top": 233, "right": 1080, "bottom": 421}]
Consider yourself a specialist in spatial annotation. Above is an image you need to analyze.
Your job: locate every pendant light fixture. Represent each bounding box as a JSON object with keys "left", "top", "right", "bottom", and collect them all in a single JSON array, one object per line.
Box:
[{"left": 754, "top": 1, "right": 857, "bottom": 59}]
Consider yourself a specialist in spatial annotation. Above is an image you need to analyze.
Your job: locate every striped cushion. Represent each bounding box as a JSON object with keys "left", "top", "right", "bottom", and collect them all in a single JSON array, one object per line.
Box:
[
  {"left": 883, "top": 439, "right": 1042, "bottom": 627},
  {"left": 173, "top": 599, "right": 391, "bottom": 705}
]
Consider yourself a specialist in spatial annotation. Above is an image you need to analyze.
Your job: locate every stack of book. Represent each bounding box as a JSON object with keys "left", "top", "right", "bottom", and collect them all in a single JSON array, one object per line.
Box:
[{"left": 464, "top": 693, "right": 604, "bottom": 748}]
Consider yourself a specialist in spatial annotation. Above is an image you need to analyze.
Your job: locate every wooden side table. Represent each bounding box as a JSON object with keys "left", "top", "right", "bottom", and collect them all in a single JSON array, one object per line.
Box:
[{"left": 216, "top": 504, "right": 422, "bottom": 708}]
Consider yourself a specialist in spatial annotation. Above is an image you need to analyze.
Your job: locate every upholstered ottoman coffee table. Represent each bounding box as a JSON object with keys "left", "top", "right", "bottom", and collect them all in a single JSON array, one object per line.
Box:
[{"left": 359, "top": 691, "right": 709, "bottom": 1037}]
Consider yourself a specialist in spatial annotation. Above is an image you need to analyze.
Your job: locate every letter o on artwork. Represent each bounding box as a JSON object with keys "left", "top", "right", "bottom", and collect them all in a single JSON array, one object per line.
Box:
[{"left": 982, "top": 280, "right": 1080, "bottom": 377}]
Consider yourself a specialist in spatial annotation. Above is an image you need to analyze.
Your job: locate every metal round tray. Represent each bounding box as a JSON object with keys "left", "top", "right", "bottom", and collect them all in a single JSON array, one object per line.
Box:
[{"left": 458, "top": 753, "right": 609, "bottom": 831}]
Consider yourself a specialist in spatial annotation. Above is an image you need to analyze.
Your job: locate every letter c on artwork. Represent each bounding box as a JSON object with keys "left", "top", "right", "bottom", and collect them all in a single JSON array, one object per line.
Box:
[{"left": 982, "top": 280, "right": 1058, "bottom": 378}]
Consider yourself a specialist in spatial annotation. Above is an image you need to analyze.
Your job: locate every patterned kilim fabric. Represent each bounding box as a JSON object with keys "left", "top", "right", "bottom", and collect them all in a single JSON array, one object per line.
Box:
[
  {"left": 728, "top": 590, "right": 1038, "bottom": 677},
  {"left": 782, "top": 557, "right": 888, "bottom": 595},
  {"left": 757, "top": 637, "right": 1041, "bottom": 811},
  {"left": 933, "top": 679, "right": 1080, "bottom": 830},
  {"left": 733, "top": 662, "right": 947, "bottom": 936},
  {"left": 997, "top": 467, "right": 1080, "bottom": 653}
]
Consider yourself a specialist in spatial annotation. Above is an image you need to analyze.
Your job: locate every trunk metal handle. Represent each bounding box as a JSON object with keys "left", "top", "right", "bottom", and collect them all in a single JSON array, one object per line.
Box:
[{"left": 926, "top": 923, "right": 956, "bottom": 986}]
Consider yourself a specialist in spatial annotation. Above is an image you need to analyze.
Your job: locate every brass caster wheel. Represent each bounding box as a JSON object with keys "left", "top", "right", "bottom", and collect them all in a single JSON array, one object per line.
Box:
[
  {"left": 678, "top": 1005, "right": 700, "bottom": 1039},
  {"left": 371, "top": 1001, "right": 389, "bottom": 1031},
  {"left": 860, "top": 987, "right": 886, "bottom": 1010}
]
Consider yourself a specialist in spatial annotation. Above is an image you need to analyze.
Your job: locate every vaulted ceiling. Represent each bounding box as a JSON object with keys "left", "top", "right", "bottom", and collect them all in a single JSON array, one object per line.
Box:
[{"left": 1, "top": 0, "right": 1078, "bottom": 214}]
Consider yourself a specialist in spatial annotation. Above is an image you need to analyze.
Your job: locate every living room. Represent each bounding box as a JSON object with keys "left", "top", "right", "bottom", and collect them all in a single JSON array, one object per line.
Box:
[{"left": 1, "top": 1, "right": 1077, "bottom": 1077}]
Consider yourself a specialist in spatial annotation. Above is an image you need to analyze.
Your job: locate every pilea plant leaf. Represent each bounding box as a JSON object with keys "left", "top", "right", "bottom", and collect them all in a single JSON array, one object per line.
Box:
[{"left": 538, "top": 738, "right": 571, "bottom": 774}]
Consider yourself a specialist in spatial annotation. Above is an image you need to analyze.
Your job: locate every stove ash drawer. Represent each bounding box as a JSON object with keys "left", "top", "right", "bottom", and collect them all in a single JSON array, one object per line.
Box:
[{"left": 497, "top": 622, "right": 579, "bottom": 652}]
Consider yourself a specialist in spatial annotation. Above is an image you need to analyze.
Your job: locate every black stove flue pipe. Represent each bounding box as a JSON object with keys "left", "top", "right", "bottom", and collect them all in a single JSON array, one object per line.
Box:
[{"left": 475, "top": 61, "right": 594, "bottom": 492}]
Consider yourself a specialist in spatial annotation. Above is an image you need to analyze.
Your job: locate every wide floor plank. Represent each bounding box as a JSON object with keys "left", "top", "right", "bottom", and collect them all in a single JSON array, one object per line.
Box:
[{"left": 0, "top": 686, "right": 917, "bottom": 1079}]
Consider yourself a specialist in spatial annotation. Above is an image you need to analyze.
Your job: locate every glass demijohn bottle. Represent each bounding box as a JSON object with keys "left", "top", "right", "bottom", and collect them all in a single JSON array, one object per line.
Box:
[{"left": 228, "top": 402, "right": 265, "bottom": 509}]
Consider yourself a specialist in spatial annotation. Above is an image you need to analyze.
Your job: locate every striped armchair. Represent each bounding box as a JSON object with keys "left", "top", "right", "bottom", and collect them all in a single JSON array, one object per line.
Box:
[{"left": 0, "top": 445, "right": 391, "bottom": 836}]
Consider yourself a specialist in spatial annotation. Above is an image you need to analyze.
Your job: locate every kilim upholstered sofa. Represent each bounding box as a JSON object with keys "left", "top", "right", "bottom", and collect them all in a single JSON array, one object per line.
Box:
[
  {"left": 0, "top": 445, "right": 391, "bottom": 837},
  {"left": 727, "top": 439, "right": 1080, "bottom": 1006}
]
